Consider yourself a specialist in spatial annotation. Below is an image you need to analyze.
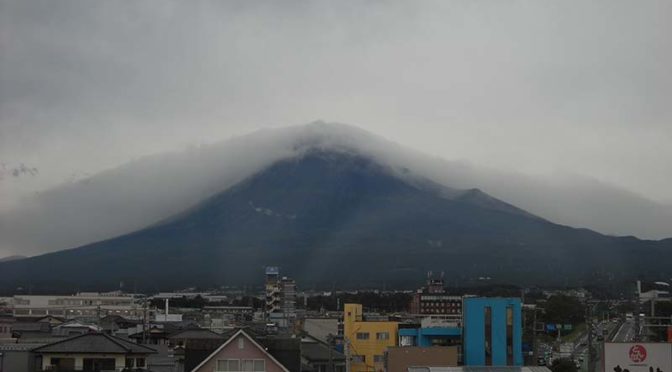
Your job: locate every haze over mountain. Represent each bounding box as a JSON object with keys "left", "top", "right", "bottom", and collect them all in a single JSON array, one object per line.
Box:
[
  {"left": 0, "top": 122, "right": 671, "bottom": 260},
  {"left": 2, "top": 142, "right": 671, "bottom": 292}
]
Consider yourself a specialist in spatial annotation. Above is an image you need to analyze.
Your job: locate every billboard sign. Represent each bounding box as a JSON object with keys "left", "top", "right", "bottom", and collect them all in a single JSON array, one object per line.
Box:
[
  {"left": 604, "top": 343, "right": 672, "bottom": 372},
  {"left": 265, "top": 266, "right": 279, "bottom": 275}
]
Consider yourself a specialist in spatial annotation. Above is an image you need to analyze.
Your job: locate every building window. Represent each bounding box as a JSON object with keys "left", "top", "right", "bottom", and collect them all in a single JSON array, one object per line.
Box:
[
  {"left": 136, "top": 358, "right": 146, "bottom": 368},
  {"left": 241, "top": 359, "right": 265, "bottom": 371},
  {"left": 376, "top": 332, "right": 389, "bottom": 340},
  {"left": 125, "top": 358, "right": 135, "bottom": 368},
  {"left": 485, "top": 306, "right": 492, "bottom": 366},
  {"left": 238, "top": 337, "right": 245, "bottom": 349},
  {"left": 217, "top": 359, "right": 240, "bottom": 371},
  {"left": 352, "top": 355, "right": 365, "bottom": 363},
  {"left": 506, "top": 305, "right": 514, "bottom": 365},
  {"left": 374, "top": 355, "right": 385, "bottom": 363},
  {"left": 356, "top": 332, "right": 369, "bottom": 340}
]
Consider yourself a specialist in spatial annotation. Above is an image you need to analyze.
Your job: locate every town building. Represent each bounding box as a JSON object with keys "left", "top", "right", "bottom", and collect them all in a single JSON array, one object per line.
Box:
[
  {"left": 265, "top": 267, "right": 297, "bottom": 329},
  {"left": 301, "top": 334, "right": 346, "bottom": 372},
  {"left": 386, "top": 346, "right": 458, "bottom": 372},
  {"left": 10, "top": 293, "right": 146, "bottom": 319},
  {"left": 398, "top": 316, "right": 462, "bottom": 347},
  {"left": 32, "top": 332, "right": 156, "bottom": 371},
  {"left": 190, "top": 329, "right": 291, "bottom": 372},
  {"left": 343, "top": 303, "right": 398, "bottom": 372},
  {"left": 410, "top": 275, "right": 462, "bottom": 319},
  {"left": 462, "top": 297, "right": 522, "bottom": 366}
]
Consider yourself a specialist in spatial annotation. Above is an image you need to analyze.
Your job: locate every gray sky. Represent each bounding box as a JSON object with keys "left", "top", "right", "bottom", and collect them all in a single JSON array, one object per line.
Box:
[{"left": 1, "top": 1, "right": 671, "bottom": 209}]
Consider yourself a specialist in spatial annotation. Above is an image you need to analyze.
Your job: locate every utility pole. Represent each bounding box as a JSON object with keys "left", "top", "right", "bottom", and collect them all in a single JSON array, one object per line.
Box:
[
  {"left": 634, "top": 281, "right": 641, "bottom": 342},
  {"left": 586, "top": 299, "right": 594, "bottom": 372},
  {"left": 532, "top": 307, "right": 538, "bottom": 365}
]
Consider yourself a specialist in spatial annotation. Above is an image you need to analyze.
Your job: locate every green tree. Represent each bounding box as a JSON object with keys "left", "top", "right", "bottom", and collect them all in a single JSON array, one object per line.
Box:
[
  {"left": 551, "top": 358, "right": 578, "bottom": 372},
  {"left": 542, "top": 295, "right": 585, "bottom": 325}
]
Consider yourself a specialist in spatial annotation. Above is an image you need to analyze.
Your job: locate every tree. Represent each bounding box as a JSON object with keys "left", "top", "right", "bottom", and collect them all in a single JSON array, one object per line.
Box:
[
  {"left": 551, "top": 358, "right": 578, "bottom": 372},
  {"left": 542, "top": 295, "right": 585, "bottom": 325}
]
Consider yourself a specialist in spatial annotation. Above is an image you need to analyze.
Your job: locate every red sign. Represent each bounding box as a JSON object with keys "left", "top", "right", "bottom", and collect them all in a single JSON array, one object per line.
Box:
[{"left": 629, "top": 345, "right": 648, "bottom": 363}]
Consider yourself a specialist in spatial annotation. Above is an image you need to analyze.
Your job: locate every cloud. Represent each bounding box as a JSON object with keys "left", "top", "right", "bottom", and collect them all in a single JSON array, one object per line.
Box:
[
  {"left": 1, "top": 1, "right": 671, "bottom": 255},
  {"left": 0, "top": 122, "right": 670, "bottom": 259}
]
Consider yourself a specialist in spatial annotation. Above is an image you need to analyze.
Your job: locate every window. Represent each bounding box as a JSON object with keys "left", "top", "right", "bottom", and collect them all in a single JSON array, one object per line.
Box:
[
  {"left": 238, "top": 337, "right": 245, "bottom": 349},
  {"left": 484, "top": 306, "right": 492, "bottom": 366},
  {"left": 241, "top": 359, "right": 266, "bottom": 371},
  {"left": 125, "top": 358, "right": 135, "bottom": 368},
  {"left": 217, "top": 359, "right": 240, "bottom": 371},
  {"left": 356, "top": 332, "right": 369, "bottom": 340},
  {"left": 376, "top": 332, "right": 389, "bottom": 340},
  {"left": 374, "top": 355, "right": 385, "bottom": 363},
  {"left": 136, "top": 358, "right": 146, "bottom": 368},
  {"left": 352, "top": 355, "right": 365, "bottom": 363}
]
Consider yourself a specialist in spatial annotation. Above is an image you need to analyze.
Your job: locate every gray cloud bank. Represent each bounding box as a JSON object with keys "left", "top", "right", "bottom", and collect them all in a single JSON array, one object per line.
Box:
[
  {"left": 1, "top": 1, "right": 671, "bottom": 256},
  {"left": 0, "top": 122, "right": 671, "bottom": 258}
]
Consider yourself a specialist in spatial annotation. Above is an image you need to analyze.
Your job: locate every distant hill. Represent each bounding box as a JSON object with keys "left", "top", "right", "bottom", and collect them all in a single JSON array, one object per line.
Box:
[{"left": 0, "top": 149, "right": 670, "bottom": 292}]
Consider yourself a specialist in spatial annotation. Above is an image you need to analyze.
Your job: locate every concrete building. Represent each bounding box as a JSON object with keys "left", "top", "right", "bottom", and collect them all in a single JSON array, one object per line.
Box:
[
  {"left": 398, "top": 316, "right": 461, "bottom": 347},
  {"left": 0, "top": 343, "right": 43, "bottom": 372},
  {"left": 462, "top": 297, "right": 522, "bottom": 366},
  {"left": 265, "top": 267, "right": 297, "bottom": 329},
  {"left": 410, "top": 276, "right": 462, "bottom": 319},
  {"left": 11, "top": 293, "right": 145, "bottom": 319},
  {"left": 386, "top": 346, "right": 458, "bottom": 372},
  {"left": 343, "top": 303, "right": 398, "bottom": 372}
]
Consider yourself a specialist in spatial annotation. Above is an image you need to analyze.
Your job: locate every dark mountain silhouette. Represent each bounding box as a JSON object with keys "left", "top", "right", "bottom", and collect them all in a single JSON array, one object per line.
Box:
[
  {"left": 0, "top": 255, "right": 27, "bottom": 263},
  {"left": 0, "top": 150, "right": 670, "bottom": 292}
]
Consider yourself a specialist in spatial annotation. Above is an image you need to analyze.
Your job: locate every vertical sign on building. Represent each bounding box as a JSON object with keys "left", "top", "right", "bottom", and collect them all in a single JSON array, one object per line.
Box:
[{"left": 603, "top": 343, "right": 672, "bottom": 372}]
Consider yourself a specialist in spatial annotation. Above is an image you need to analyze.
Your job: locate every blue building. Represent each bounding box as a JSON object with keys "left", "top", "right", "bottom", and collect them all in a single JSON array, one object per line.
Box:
[
  {"left": 463, "top": 297, "right": 522, "bottom": 366},
  {"left": 398, "top": 323, "right": 461, "bottom": 347}
]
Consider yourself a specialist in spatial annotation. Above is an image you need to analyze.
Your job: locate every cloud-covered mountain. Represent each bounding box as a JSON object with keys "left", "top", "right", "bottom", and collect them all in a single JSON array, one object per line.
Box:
[
  {"left": 0, "top": 122, "right": 670, "bottom": 259},
  {"left": 2, "top": 148, "right": 670, "bottom": 292}
]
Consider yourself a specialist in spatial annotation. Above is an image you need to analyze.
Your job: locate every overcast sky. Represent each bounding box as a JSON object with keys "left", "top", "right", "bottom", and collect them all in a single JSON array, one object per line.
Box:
[{"left": 1, "top": 0, "right": 671, "bottom": 208}]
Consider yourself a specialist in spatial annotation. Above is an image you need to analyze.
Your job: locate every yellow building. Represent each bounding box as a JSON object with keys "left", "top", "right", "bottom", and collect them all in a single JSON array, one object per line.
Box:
[{"left": 343, "top": 303, "right": 398, "bottom": 372}]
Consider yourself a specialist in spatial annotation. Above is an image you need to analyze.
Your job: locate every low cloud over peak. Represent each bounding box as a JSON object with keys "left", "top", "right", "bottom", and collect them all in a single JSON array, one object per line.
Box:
[{"left": 0, "top": 122, "right": 670, "bottom": 258}]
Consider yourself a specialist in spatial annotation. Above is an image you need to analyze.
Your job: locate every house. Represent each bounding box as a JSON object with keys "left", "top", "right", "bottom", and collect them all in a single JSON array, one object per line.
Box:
[
  {"left": 190, "top": 329, "right": 290, "bottom": 372},
  {"left": 32, "top": 332, "right": 156, "bottom": 371},
  {"left": 300, "top": 335, "right": 346, "bottom": 372}
]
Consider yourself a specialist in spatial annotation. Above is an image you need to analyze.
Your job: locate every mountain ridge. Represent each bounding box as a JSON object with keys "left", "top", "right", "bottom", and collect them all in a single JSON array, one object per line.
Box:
[{"left": 1, "top": 149, "right": 670, "bottom": 292}]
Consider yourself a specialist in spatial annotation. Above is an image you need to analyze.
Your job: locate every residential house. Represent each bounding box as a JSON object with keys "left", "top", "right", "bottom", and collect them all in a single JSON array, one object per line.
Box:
[
  {"left": 190, "top": 329, "right": 290, "bottom": 372},
  {"left": 32, "top": 332, "right": 156, "bottom": 371}
]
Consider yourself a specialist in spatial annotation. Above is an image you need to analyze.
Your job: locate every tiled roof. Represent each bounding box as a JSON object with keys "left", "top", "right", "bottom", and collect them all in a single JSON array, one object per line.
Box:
[
  {"left": 33, "top": 333, "right": 157, "bottom": 354},
  {"left": 169, "top": 328, "right": 225, "bottom": 340},
  {"left": 301, "top": 341, "right": 345, "bottom": 362}
]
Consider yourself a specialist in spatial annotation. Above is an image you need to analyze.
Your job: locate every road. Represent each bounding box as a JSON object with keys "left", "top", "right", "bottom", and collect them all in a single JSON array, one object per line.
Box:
[{"left": 612, "top": 320, "right": 636, "bottom": 342}]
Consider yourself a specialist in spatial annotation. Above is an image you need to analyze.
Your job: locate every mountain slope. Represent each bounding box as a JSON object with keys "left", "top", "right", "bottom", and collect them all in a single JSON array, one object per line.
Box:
[
  {"left": 2, "top": 122, "right": 672, "bottom": 261},
  {"left": 1, "top": 150, "right": 670, "bottom": 292}
]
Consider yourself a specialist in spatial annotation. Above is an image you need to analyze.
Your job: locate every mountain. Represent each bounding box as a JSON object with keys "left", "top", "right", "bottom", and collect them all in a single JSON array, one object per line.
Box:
[
  {"left": 1, "top": 149, "right": 671, "bottom": 292},
  {"left": 0, "top": 255, "right": 26, "bottom": 263},
  {"left": 2, "top": 122, "right": 672, "bottom": 261}
]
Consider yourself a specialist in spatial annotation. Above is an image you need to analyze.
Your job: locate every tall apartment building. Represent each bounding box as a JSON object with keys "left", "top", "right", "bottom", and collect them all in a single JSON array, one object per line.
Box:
[
  {"left": 343, "top": 303, "right": 398, "bottom": 372},
  {"left": 264, "top": 267, "right": 297, "bottom": 329}
]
